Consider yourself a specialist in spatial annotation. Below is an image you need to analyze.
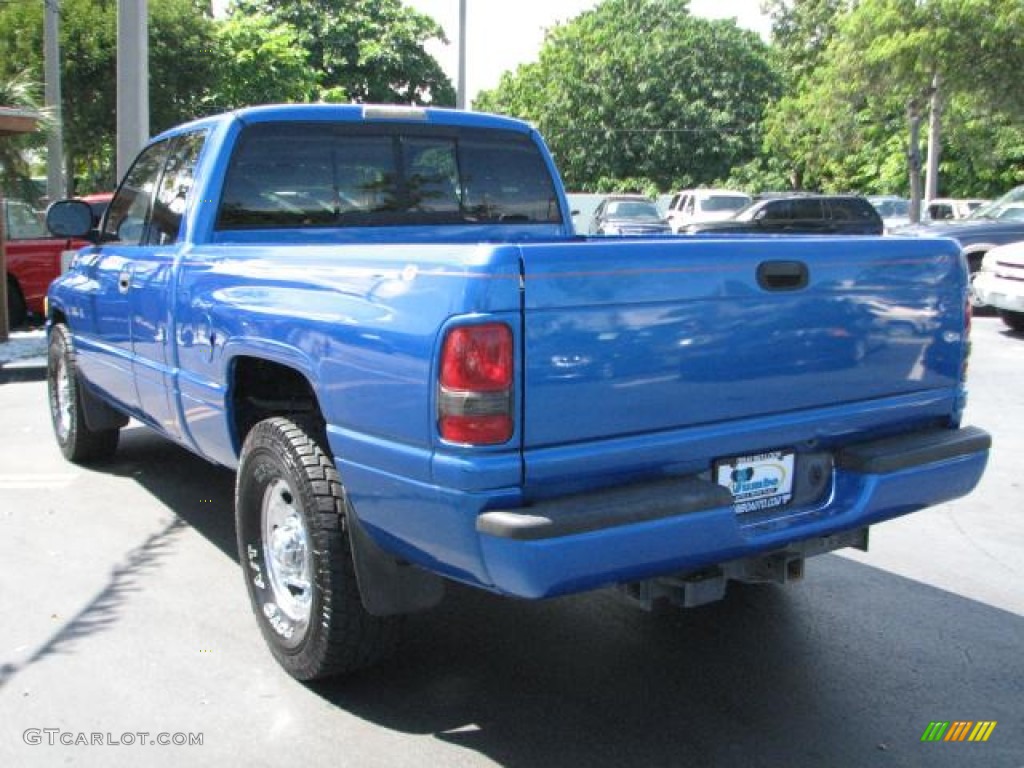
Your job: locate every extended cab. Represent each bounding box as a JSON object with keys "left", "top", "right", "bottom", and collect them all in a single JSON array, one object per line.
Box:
[{"left": 45, "top": 105, "right": 990, "bottom": 681}]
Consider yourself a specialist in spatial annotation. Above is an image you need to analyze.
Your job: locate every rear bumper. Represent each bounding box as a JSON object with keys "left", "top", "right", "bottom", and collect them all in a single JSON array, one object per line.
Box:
[{"left": 476, "top": 426, "right": 991, "bottom": 598}]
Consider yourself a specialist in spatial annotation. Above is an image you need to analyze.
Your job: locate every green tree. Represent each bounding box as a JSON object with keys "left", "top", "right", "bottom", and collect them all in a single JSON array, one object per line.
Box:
[
  {"left": 0, "top": 72, "right": 48, "bottom": 202},
  {"left": 0, "top": 0, "right": 220, "bottom": 193},
  {"left": 761, "top": 0, "right": 851, "bottom": 83},
  {"left": 208, "top": 14, "right": 318, "bottom": 110},
  {"left": 475, "top": 0, "right": 781, "bottom": 192},
  {"left": 763, "top": 0, "right": 1024, "bottom": 196},
  {"left": 229, "top": 0, "right": 455, "bottom": 105}
]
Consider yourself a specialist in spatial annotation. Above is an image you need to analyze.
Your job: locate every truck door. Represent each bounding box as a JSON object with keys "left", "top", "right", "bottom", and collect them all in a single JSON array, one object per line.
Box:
[
  {"left": 75, "top": 140, "right": 171, "bottom": 413},
  {"left": 128, "top": 131, "right": 207, "bottom": 441}
]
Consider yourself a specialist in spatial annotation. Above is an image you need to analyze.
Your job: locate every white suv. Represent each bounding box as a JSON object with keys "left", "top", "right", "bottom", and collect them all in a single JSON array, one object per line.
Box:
[
  {"left": 664, "top": 189, "right": 752, "bottom": 233},
  {"left": 973, "top": 241, "right": 1024, "bottom": 332}
]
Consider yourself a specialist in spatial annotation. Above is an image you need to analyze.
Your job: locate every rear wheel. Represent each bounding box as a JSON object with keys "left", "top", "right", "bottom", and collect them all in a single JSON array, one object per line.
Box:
[
  {"left": 999, "top": 309, "right": 1024, "bottom": 333},
  {"left": 47, "top": 324, "right": 120, "bottom": 462},
  {"left": 6, "top": 277, "right": 27, "bottom": 328},
  {"left": 235, "top": 417, "right": 399, "bottom": 681}
]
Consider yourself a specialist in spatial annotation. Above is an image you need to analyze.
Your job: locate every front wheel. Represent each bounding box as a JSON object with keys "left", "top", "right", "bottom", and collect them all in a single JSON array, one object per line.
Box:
[
  {"left": 47, "top": 324, "right": 120, "bottom": 462},
  {"left": 999, "top": 309, "right": 1024, "bottom": 333},
  {"left": 235, "top": 417, "right": 399, "bottom": 681}
]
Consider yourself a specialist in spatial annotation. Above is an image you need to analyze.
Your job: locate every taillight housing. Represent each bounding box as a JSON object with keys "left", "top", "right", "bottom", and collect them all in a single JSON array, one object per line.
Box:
[{"left": 438, "top": 323, "right": 514, "bottom": 445}]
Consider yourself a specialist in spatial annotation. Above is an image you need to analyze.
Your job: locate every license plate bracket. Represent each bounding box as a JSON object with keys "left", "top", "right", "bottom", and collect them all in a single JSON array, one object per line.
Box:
[{"left": 714, "top": 450, "right": 795, "bottom": 515}]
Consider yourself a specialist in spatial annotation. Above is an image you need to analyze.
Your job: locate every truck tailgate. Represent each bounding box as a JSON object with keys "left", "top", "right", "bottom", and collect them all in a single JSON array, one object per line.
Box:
[{"left": 519, "top": 236, "right": 966, "bottom": 450}]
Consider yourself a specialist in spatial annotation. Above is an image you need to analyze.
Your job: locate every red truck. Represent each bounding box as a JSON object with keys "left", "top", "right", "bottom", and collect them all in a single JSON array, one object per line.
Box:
[{"left": 3, "top": 198, "right": 85, "bottom": 327}]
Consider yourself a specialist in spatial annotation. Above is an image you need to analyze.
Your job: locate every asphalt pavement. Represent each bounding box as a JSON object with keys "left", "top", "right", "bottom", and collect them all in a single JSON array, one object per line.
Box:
[{"left": 1, "top": 317, "right": 1022, "bottom": 767}]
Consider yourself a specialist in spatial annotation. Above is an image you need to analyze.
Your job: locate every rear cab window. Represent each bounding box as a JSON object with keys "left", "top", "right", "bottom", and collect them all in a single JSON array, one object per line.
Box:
[{"left": 215, "top": 122, "right": 562, "bottom": 231}]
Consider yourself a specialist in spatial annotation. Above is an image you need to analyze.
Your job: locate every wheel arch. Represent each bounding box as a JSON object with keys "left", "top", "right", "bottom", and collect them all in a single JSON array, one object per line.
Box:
[
  {"left": 227, "top": 354, "right": 326, "bottom": 456},
  {"left": 228, "top": 355, "right": 446, "bottom": 618}
]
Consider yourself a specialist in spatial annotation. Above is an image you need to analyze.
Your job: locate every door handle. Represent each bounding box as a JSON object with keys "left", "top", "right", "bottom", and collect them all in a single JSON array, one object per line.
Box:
[
  {"left": 118, "top": 266, "right": 132, "bottom": 294},
  {"left": 757, "top": 260, "right": 809, "bottom": 291}
]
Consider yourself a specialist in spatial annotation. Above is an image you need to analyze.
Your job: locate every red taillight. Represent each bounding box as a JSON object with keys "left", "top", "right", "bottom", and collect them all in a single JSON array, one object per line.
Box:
[{"left": 439, "top": 323, "right": 514, "bottom": 445}]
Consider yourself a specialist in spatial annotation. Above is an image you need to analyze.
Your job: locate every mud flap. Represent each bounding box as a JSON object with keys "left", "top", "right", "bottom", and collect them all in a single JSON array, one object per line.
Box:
[{"left": 346, "top": 510, "right": 445, "bottom": 617}]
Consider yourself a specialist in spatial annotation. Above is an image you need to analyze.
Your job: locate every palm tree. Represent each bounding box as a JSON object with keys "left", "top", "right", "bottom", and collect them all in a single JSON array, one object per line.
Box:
[{"left": 0, "top": 71, "right": 49, "bottom": 205}]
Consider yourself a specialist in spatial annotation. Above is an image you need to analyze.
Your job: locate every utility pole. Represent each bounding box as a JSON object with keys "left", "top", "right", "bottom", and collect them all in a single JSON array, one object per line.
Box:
[
  {"left": 925, "top": 73, "right": 942, "bottom": 203},
  {"left": 456, "top": 0, "right": 467, "bottom": 110},
  {"left": 44, "top": 0, "right": 66, "bottom": 201},
  {"left": 907, "top": 98, "right": 924, "bottom": 224},
  {"left": 116, "top": 0, "right": 149, "bottom": 180}
]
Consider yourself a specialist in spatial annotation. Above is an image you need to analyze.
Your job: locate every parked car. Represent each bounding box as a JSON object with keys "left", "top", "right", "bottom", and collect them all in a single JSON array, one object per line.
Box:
[
  {"left": 972, "top": 240, "right": 1024, "bottom": 332},
  {"left": 566, "top": 192, "right": 606, "bottom": 235},
  {"left": 925, "top": 198, "right": 987, "bottom": 221},
  {"left": 867, "top": 195, "right": 914, "bottom": 232},
  {"left": 894, "top": 185, "right": 1024, "bottom": 306},
  {"left": 587, "top": 194, "right": 670, "bottom": 235},
  {"left": 3, "top": 198, "right": 85, "bottom": 327},
  {"left": 664, "top": 189, "right": 752, "bottom": 232},
  {"left": 685, "top": 194, "right": 884, "bottom": 235}
]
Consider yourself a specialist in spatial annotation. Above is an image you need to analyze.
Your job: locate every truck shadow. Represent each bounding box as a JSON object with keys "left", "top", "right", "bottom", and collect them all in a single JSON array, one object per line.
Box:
[
  {"left": 109, "top": 426, "right": 1023, "bottom": 767},
  {"left": 314, "top": 567, "right": 1022, "bottom": 767}
]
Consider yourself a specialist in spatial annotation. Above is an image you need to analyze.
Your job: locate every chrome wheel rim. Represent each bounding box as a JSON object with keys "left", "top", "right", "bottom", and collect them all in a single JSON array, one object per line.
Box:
[
  {"left": 52, "top": 352, "right": 73, "bottom": 442},
  {"left": 261, "top": 478, "right": 313, "bottom": 628}
]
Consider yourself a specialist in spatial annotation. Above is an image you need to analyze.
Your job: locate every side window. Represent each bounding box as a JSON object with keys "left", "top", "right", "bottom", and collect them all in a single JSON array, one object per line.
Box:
[
  {"left": 683, "top": 196, "right": 695, "bottom": 215},
  {"left": 829, "top": 198, "right": 876, "bottom": 222},
  {"left": 103, "top": 141, "right": 170, "bottom": 244},
  {"left": 148, "top": 131, "right": 207, "bottom": 245},
  {"left": 760, "top": 200, "right": 792, "bottom": 220},
  {"left": 668, "top": 194, "right": 680, "bottom": 211},
  {"left": 791, "top": 198, "right": 824, "bottom": 220}
]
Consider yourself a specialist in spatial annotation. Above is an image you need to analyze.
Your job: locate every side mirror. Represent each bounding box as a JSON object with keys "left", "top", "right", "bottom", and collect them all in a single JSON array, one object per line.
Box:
[{"left": 46, "top": 200, "right": 95, "bottom": 239}]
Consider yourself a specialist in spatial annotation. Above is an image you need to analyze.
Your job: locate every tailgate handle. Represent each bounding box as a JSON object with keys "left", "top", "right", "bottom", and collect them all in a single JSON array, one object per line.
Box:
[{"left": 757, "top": 260, "right": 808, "bottom": 291}]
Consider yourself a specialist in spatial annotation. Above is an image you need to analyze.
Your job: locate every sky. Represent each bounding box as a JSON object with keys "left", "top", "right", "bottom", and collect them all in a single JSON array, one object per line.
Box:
[{"left": 405, "top": 1, "right": 773, "bottom": 102}]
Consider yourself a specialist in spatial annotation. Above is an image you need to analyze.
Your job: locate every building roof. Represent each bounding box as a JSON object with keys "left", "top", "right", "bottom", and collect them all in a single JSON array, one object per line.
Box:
[{"left": 0, "top": 107, "right": 39, "bottom": 136}]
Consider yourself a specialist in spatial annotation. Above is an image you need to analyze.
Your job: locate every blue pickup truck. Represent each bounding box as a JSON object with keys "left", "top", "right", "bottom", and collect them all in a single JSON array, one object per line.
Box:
[{"left": 45, "top": 104, "right": 990, "bottom": 681}]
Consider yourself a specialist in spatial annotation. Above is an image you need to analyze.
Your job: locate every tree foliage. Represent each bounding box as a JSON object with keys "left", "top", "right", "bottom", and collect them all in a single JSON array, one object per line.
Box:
[
  {"left": 760, "top": 0, "right": 1024, "bottom": 196},
  {"left": 0, "top": 72, "right": 50, "bottom": 201},
  {"left": 475, "top": 0, "right": 781, "bottom": 193},
  {"left": 229, "top": 0, "right": 455, "bottom": 105},
  {"left": 209, "top": 14, "right": 318, "bottom": 110},
  {"left": 761, "top": 0, "right": 851, "bottom": 84},
  {"left": 0, "top": 0, "right": 219, "bottom": 193}
]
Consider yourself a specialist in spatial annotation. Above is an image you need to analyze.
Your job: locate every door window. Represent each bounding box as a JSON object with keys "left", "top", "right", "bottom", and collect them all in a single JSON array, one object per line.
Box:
[
  {"left": 149, "top": 131, "right": 207, "bottom": 245},
  {"left": 103, "top": 141, "right": 170, "bottom": 244}
]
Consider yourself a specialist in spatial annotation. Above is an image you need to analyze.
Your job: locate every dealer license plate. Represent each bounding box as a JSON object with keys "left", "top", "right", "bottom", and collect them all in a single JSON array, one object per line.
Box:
[{"left": 715, "top": 450, "right": 795, "bottom": 515}]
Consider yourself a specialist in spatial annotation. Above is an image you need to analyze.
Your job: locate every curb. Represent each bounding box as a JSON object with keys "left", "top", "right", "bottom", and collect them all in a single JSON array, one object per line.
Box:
[{"left": 0, "top": 359, "right": 47, "bottom": 384}]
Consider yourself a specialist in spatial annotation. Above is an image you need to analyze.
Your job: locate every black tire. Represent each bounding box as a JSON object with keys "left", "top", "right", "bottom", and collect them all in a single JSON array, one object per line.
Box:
[
  {"left": 6, "top": 277, "right": 27, "bottom": 328},
  {"left": 235, "top": 417, "right": 399, "bottom": 681},
  {"left": 1000, "top": 309, "right": 1024, "bottom": 333},
  {"left": 47, "top": 324, "right": 120, "bottom": 462}
]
